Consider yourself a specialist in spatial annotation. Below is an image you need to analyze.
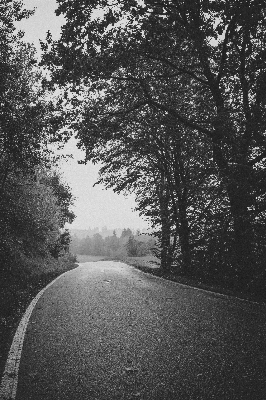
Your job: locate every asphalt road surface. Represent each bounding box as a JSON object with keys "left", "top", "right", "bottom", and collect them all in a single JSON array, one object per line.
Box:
[{"left": 15, "top": 261, "right": 266, "bottom": 399}]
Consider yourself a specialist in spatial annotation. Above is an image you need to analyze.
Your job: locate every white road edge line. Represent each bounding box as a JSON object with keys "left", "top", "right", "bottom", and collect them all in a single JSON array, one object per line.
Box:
[
  {"left": 0, "top": 269, "right": 74, "bottom": 400},
  {"left": 118, "top": 261, "right": 266, "bottom": 307},
  {"left": 1, "top": 260, "right": 263, "bottom": 400}
]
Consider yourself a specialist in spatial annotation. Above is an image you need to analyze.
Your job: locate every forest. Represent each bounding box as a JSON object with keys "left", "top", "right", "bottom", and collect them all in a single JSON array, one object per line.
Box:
[
  {"left": 0, "top": 2, "right": 76, "bottom": 281},
  {"left": 39, "top": 0, "right": 266, "bottom": 294},
  {"left": 2, "top": 0, "right": 266, "bottom": 298}
]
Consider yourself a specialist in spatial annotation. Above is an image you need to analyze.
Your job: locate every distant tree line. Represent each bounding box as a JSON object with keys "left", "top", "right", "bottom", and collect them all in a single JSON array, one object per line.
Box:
[
  {"left": 70, "top": 229, "right": 156, "bottom": 258},
  {"left": 70, "top": 227, "right": 149, "bottom": 240}
]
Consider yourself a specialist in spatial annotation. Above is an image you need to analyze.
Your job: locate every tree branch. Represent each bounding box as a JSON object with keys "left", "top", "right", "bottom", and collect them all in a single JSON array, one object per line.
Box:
[
  {"left": 217, "top": 12, "right": 239, "bottom": 85},
  {"left": 145, "top": 54, "right": 209, "bottom": 85},
  {"left": 138, "top": 78, "right": 214, "bottom": 136}
]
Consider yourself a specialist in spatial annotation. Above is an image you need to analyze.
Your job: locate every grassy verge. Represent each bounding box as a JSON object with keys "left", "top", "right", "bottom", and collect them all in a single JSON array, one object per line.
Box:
[
  {"left": 117, "top": 256, "right": 266, "bottom": 304},
  {"left": 76, "top": 254, "right": 111, "bottom": 263},
  {"left": 0, "top": 254, "right": 78, "bottom": 379},
  {"left": 115, "top": 255, "right": 160, "bottom": 269}
]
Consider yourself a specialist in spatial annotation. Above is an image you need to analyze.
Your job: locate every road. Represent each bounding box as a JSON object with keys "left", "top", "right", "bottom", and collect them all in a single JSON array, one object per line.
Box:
[{"left": 14, "top": 261, "right": 266, "bottom": 399}]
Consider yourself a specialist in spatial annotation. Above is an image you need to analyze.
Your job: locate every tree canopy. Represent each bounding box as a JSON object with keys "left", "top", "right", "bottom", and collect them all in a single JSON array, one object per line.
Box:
[
  {"left": 0, "top": 1, "right": 76, "bottom": 272},
  {"left": 41, "top": 0, "right": 266, "bottom": 290}
]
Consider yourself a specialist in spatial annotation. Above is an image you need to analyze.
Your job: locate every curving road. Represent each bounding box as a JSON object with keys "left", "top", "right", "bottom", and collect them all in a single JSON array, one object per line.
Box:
[{"left": 13, "top": 261, "right": 266, "bottom": 399}]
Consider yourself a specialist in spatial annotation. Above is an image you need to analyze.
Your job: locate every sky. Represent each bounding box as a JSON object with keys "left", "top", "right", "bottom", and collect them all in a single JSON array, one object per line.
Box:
[{"left": 15, "top": 0, "right": 149, "bottom": 231}]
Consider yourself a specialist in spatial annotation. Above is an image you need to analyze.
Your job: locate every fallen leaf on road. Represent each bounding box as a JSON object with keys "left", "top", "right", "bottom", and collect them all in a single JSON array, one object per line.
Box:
[{"left": 124, "top": 366, "right": 139, "bottom": 373}]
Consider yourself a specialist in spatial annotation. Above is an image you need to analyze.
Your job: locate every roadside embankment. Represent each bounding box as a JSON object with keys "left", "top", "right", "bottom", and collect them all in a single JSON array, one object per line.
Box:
[
  {"left": 0, "top": 254, "right": 78, "bottom": 379},
  {"left": 123, "top": 257, "right": 266, "bottom": 305}
]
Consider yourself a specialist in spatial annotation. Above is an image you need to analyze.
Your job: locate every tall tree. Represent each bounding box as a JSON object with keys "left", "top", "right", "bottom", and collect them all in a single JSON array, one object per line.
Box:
[
  {"left": 42, "top": 0, "right": 266, "bottom": 285},
  {"left": 0, "top": 1, "right": 76, "bottom": 269},
  {"left": 1, "top": 1, "right": 71, "bottom": 187}
]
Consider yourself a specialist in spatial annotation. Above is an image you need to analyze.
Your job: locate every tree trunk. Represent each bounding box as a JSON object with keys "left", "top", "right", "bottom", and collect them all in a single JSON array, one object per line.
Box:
[
  {"left": 160, "top": 220, "right": 172, "bottom": 271},
  {"left": 178, "top": 193, "right": 191, "bottom": 271},
  {"left": 158, "top": 173, "right": 173, "bottom": 272},
  {"left": 211, "top": 132, "right": 257, "bottom": 287},
  {"left": 227, "top": 180, "right": 254, "bottom": 286}
]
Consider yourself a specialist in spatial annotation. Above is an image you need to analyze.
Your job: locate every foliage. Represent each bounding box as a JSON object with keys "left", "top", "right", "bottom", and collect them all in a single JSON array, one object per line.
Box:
[
  {"left": 0, "top": 2, "right": 75, "bottom": 271},
  {"left": 70, "top": 230, "right": 156, "bottom": 258},
  {"left": 0, "top": 167, "right": 75, "bottom": 265},
  {"left": 1, "top": 33, "right": 69, "bottom": 180},
  {"left": 41, "top": 0, "right": 266, "bottom": 290},
  {"left": 40, "top": 171, "right": 76, "bottom": 227}
]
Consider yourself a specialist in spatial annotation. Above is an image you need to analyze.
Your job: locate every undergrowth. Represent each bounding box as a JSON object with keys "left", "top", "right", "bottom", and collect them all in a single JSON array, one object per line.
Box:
[{"left": 0, "top": 254, "right": 78, "bottom": 378}]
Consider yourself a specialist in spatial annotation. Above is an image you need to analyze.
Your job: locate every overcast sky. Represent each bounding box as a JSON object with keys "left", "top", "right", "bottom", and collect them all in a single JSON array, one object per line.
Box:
[{"left": 15, "top": 0, "right": 149, "bottom": 231}]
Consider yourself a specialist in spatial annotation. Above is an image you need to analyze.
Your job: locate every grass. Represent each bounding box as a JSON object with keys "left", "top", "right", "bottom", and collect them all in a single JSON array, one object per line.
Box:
[
  {"left": 0, "top": 254, "right": 78, "bottom": 379},
  {"left": 76, "top": 254, "right": 111, "bottom": 263},
  {"left": 116, "top": 255, "right": 160, "bottom": 269},
  {"left": 123, "top": 258, "right": 266, "bottom": 304}
]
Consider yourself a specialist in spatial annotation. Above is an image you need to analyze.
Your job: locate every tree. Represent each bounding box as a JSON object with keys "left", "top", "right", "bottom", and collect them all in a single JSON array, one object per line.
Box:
[
  {"left": 126, "top": 235, "right": 139, "bottom": 257},
  {"left": 109, "top": 230, "right": 119, "bottom": 252},
  {"left": 1, "top": 1, "right": 72, "bottom": 190},
  {"left": 126, "top": 234, "right": 150, "bottom": 257},
  {"left": 42, "top": 0, "right": 266, "bottom": 287},
  {"left": 0, "top": 168, "right": 73, "bottom": 264},
  {"left": 50, "top": 229, "right": 71, "bottom": 258},
  {"left": 91, "top": 233, "right": 104, "bottom": 255},
  {"left": 0, "top": 2, "right": 76, "bottom": 270},
  {"left": 41, "top": 171, "right": 75, "bottom": 227},
  {"left": 121, "top": 228, "right": 133, "bottom": 239}
]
